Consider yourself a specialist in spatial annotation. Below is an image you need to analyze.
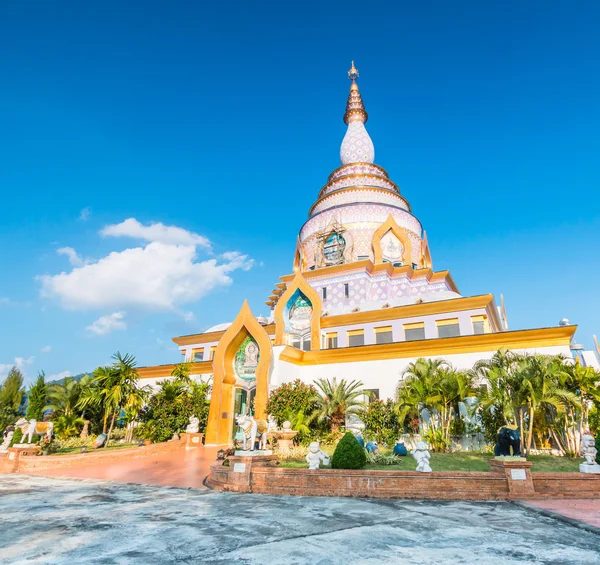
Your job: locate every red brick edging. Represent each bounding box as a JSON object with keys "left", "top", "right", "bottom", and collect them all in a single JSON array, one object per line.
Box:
[{"left": 206, "top": 457, "right": 600, "bottom": 501}]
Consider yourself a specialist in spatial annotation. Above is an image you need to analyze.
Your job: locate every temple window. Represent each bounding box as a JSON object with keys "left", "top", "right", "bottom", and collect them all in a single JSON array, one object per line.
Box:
[
  {"left": 347, "top": 329, "right": 365, "bottom": 347},
  {"left": 404, "top": 322, "right": 425, "bottom": 341},
  {"left": 344, "top": 283, "right": 349, "bottom": 298},
  {"left": 209, "top": 346, "right": 217, "bottom": 360},
  {"left": 380, "top": 230, "right": 403, "bottom": 264},
  {"left": 322, "top": 287, "right": 327, "bottom": 300},
  {"left": 471, "top": 315, "right": 488, "bottom": 335},
  {"left": 323, "top": 232, "right": 346, "bottom": 266},
  {"left": 193, "top": 350, "right": 204, "bottom": 362},
  {"left": 325, "top": 332, "right": 338, "bottom": 349},
  {"left": 412, "top": 263, "right": 418, "bottom": 269},
  {"left": 437, "top": 318, "right": 460, "bottom": 338},
  {"left": 287, "top": 291, "right": 313, "bottom": 351},
  {"left": 375, "top": 326, "right": 393, "bottom": 344}
]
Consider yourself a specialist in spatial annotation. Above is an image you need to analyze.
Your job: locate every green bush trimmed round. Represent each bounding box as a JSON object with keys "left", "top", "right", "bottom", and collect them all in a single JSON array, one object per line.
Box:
[{"left": 331, "top": 432, "right": 367, "bottom": 470}]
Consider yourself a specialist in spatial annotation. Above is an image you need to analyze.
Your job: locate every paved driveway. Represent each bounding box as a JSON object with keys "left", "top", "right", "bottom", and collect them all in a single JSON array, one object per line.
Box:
[{"left": 1, "top": 475, "right": 598, "bottom": 564}]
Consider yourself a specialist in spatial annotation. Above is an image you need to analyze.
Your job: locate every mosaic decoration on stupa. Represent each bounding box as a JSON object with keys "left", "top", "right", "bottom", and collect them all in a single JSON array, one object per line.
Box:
[{"left": 234, "top": 336, "right": 260, "bottom": 382}]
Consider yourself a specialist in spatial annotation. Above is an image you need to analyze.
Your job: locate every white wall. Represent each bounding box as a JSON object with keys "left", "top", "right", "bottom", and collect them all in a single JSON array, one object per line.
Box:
[{"left": 270, "top": 344, "right": 572, "bottom": 400}]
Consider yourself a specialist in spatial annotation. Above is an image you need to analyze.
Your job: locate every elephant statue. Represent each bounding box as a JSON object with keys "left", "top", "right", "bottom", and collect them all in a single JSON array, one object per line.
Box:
[{"left": 494, "top": 425, "right": 521, "bottom": 457}]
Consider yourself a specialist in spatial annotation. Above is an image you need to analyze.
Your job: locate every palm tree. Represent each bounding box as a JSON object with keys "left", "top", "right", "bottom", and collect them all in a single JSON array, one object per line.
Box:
[
  {"left": 45, "top": 377, "right": 84, "bottom": 418},
  {"left": 396, "top": 358, "right": 476, "bottom": 450},
  {"left": 309, "top": 378, "right": 365, "bottom": 434},
  {"left": 78, "top": 352, "right": 150, "bottom": 446}
]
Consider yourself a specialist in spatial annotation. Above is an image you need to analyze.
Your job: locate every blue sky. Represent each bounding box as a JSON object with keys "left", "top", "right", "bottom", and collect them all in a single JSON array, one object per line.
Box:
[{"left": 1, "top": 1, "right": 598, "bottom": 383}]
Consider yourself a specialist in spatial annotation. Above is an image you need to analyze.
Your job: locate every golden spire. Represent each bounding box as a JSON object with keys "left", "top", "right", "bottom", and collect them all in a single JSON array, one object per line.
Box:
[
  {"left": 343, "top": 61, "right": 368, "bottom": 125},
  {"left": 348, "top": 60, "right": 359, "bottom": 82}
]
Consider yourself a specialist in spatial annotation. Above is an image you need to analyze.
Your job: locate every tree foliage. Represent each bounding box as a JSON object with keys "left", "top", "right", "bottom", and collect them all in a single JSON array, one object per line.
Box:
[
  {"left": 0, "top": 367, "right": 25, "bottom": 432},
  {"left": 139, "top": 380, "right": 210, "bottom": 443},
  {"left": 26, "top": 372, "right": 47, "bottom": 421},
  {"left": 358, "top": 399, "right": 400, "bottom": 446},
  {"left": 266, "top": 379, "right": 319, "bottom": 425}
]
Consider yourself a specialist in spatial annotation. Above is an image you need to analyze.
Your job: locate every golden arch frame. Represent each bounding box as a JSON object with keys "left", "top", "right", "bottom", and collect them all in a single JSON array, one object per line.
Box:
[
  {"left": 274, "top": 272, "right": 322, "bottom": 350},
  {"left": 204, "top": 300, "right": 272, "bottom": 446},
  {"left": 372, "top": 214, "right": 414, "bottom": 266}
]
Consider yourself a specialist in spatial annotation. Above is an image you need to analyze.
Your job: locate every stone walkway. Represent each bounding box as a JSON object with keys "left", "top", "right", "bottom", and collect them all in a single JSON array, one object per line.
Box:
[
  {"left": 1, "top": 475, "right": 599, "bottom": 564},
  {"left": 526, "top": 499, "right": 600, "bottom": 529}
]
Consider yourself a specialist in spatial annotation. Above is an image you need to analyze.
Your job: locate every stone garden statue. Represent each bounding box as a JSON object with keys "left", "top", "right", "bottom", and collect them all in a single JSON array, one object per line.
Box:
[
  {"left": 494, "top": 424, "right": 521, "bottom": 457},
  {"left": 306, "top": 441, "right": 330, "bottom": 470},
  {"left": 14, "top": 418, "right": 54, "bottom": 444},
  {"left": 411, "top": 441, "right": 432, "bottom": 472},
  {"left": 0, "top": 428, "right": 14, "bottom": 453},
  {"left": 267, "top": 414, "right": 279, "bottom": 433},
  {"left": 236, "top": 414, "right": 268, "bottom": 451},
  {"left": 185, "top": 415, "right": 200, "bottom": 434},
  {"left": 581, "top": 432, "right": 598, "bottom": 466}
]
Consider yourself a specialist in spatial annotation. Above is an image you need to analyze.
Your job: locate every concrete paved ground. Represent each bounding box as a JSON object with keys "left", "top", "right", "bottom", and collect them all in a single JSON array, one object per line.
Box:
[{"left": 1, "top": 475, "right": 599, "bottom": 564}]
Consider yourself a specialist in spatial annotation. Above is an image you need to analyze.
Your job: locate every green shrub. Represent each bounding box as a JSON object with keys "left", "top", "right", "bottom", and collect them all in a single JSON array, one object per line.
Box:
[
  {"left": 331, "top": 432, "right": 366, "bottom": 469},
  {"left": 596, "top": 433, "right": 600, "bottom": 465},
  {"left": 9, "top": 427, "right": 23, "bottom": 447}
]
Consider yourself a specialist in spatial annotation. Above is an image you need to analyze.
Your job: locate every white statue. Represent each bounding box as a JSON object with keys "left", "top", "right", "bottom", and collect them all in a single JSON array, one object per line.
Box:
[
  {"left": 0, "top": 430, "right": 14, "bottom": 453},
  {"left": 306, "top": 441, "right": 330, "bottom": 470},
  {"left": 581, "top": 432, "right": 598, "bottom": 465},
  {"left": 267, "top": 414, "right": 279, "bottom": 433},
  {"left": 236, "top": 414, "right": 268, "bottom": 451},
  {"left": 411, "top": 441, "right": 432, "bottom": 472},
  {"left": 14, "top": 418, "right": 53, "bottom": 444},
  {"left": 185, "top": 415, "right": 200, "bottom": 434}
]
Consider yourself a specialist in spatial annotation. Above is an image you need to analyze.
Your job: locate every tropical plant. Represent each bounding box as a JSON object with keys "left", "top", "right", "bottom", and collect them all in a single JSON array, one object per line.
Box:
[
  {"left": 309, "top": 378, "right": 365, "bottom": 434},
  {"left": 396, "top": 358, "right": 476, "bottom": 451},
  {"left": 78, "top": 353, "right": 150, "bottom": 446},
  {"left": 366, "top": 451, "right": 402, "bottom": 466},
  {"left": 26, "top": 372, "right": 47, "bottom": 421},
  {"left": 331, "top": 431, "right": 366, "bottom": 469},
  {"left": 281, "top": 408, "right": 311, "bottom": 443},
  {"left": 46, "top": 376, "right": 85, "bottom": 417},
  {"left": 53, "top": 413, "right": 86, "bottom": 439}
]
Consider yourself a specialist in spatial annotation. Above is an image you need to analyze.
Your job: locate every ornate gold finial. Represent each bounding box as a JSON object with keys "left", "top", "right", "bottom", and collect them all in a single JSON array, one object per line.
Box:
[{"left": 348, "top": 60, "right": 359, "bottom": 82}]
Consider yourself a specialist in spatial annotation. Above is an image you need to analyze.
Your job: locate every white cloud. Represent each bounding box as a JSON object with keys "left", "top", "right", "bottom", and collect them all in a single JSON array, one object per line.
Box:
[
  {"left": 41, "top": 345, "right": 52, "bottom": 353},
  {"left": 100, "top": 218, "right": 211, "bottom": 249},
  {"left": 47, "top": 370, "right": 71, "bottom": 381},
  {"left": 86, "top": 311, "right": 127, "bottom": 335},
  {"left": 0, "top": 356, "right": 35, "bottom": 378},
  {"left": 40, "top": 242, "right": 253, "bottom": 311},
  {"left": 57, "top": 247, "right": 86, "bottom": 267},
  {"left": 79, "top": 207, "right": 91, "bottom": 221}
]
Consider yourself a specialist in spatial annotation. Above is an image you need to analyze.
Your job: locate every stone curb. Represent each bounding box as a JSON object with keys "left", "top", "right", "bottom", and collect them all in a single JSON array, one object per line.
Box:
[{"left": 511, "top": 501, "right": 600, "bottom": 537}]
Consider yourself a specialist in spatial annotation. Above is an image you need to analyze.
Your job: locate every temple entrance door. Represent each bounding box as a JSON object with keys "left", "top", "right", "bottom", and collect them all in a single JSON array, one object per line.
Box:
[{"left": 232, "top": 386, "right": 256, "bottom": 440}]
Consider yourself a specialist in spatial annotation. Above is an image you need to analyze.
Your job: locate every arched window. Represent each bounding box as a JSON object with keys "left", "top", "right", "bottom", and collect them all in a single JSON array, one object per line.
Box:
[{"left": 286, "top": 291, "right": 313, "bottom": 351}]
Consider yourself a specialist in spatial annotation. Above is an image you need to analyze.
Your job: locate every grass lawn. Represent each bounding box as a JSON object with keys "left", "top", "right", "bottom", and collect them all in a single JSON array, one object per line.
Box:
[
  {"left": 277, "top": 451, "right": 581, "bottom": 473},
  {"left": 51, "top": 443, "right": 139, "bottom": 456}
]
